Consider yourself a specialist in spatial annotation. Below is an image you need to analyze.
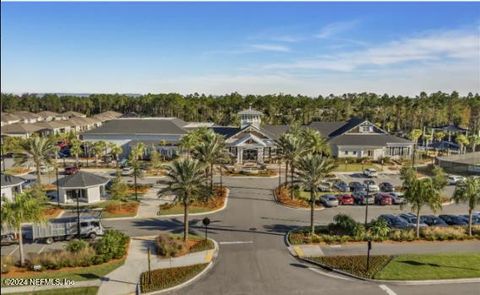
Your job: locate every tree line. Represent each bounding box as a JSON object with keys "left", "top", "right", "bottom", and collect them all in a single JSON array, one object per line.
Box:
[{"left": 1, "top": 91, "right": 479, "bottom": 133}]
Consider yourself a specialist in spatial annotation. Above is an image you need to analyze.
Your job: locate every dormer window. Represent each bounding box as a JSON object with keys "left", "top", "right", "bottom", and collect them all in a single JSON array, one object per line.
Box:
[{"left": 360, "top": 124, "right": 374, "bottom": 133}]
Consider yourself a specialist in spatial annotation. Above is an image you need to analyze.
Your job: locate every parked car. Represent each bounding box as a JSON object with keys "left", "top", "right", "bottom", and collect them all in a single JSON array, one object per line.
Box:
[
  {"left": 363, "top": 180, "right": 380, "bottom": 192},
  {"left": 378, "top": 214, "right": 412, "bottom": 229},
  {"left": 119, "top": 159, "right": 128, "bottom": 168},
  {"left": 336, "top": 194, "right": 355, "bottom": 205},
  {"left": 320, "top": 194, "right": 339, "bottom": 207},
  {"left": 64, "top": 166, "right": 79, "bottom": 175},
  {"left": 379, "top": 182, "right": 395, "bottom": 192},
  {"left": 439, "top": 214, "right": 468, "bottom": 226},
  {"left": 333, "top": 181, "right": 349, "bottom": 192},
  {"left": 317, "top": 182, "right": 332, "bottom": 192},
  {"left": 447, "top": 175, "right": 466, "bottom": 185},
  {"left": 388, "top": 192, "right": 405, "bottom": 205},
  {"left": 399, "top": 213, "right": 428, "bottom": 227},
  {"left": 349, "top": 181, "right": 364, "bottom": 192},
  {"left": 363, "top": 168, "right": 377, "bottom": 178},
  {"left": 374, "top": 193, "right": 393, "bottom": 205},
  {"left": 121, "top": 167, "right": 134, "bottom": 176},
  {"left": 39, "top": 165, "right": 54, "bottom": 174},
  {"left": 1, "top": 232, "right": 17, "bottom": 246},
  {"left": 22, "top": 178, "right": 37, "bottom": 189},
  {"left": 420, "top": 215, "right": 448, "bottom": 227},
  {"left": 353, "top": 191, "right": 374, "bottom": 205},
  {"left": 46, "top": 191, "right": 57, "bottom": 201},
  {"left": 58, "top": 149, "right": 71, "bottom": 158},
  {"left": 461, "top": 215, "right": 480, "bottom": 225}
]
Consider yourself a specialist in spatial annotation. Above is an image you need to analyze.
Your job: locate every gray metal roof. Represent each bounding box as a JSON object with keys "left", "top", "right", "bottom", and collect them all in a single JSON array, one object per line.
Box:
[
  {"left": 437, "top": 152, "right": 480, "bottom": 165},
  {"left": 307, "top": 121, "right": 345, "bottom": 137},
  {"left": 82, "top": 118, "right": 188, "bottom": 135},
  {"left": 1, "top": 174, "right": 25, "bottom": 187},
  {"left": 57, "top": 171, "right": 109, "bottom": 188},
  {"left": 1, "top": 113, "right": 20, "bottom": 123},
  {"left": 261, "top": 125, "right": 290, "bottom": 140},
  {"left": 2, "top": 123, "right": 44, "bottom": 134}
]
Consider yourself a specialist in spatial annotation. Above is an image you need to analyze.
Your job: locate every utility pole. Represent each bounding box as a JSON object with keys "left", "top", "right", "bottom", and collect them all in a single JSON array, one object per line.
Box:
[{"left": 364, "top": 184, "right": 370, "bottom": 228}]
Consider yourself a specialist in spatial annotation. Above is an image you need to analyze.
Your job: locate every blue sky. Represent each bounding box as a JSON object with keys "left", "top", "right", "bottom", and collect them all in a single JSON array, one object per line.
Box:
[{"left": 1, "top": 2, "right": 479, "bottom": 96}]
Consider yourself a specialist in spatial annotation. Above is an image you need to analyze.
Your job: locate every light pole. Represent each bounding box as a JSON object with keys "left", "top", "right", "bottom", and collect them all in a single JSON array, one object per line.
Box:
[
  {"left": 55, "top": 166, "right": 60, "bottom": 207},
  {"left": 219, "top": 165, "right": 223, "bottom": 189},
  {"left": 278, "top": 159, "right": 281, "bottom": 187},
  {"left": 76, "top": 190, "right": 81, "bottom": 238},
  {"left": 366, "top": 240, "right": 372, "bottom": 272},
  {"left": 364, "top": 183, "right": 370, "bottom": 228}
]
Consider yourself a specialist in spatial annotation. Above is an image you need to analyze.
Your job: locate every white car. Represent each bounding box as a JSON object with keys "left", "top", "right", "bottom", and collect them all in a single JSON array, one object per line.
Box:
[
  {"left": 447, "top": 175, "right": 466, "bottom": 185},
  {"left": 363, "top": 168, "right": 377, "bottom": 178},
  {"left": 363, "top": 180, "right": 380, "bottom": 192},
  {"left": 121, "top": 167, "right": 134, "bottom": 176}
]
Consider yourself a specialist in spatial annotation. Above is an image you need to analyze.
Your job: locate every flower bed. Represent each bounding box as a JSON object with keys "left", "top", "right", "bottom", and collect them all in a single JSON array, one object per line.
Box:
[
  {"left": 127, "top": 183, "right": 152, "bottom": 195},
  {"left": 155, "top": 234, "right": 214, "bottom": 258},
  {"left": 140, "top": 263, "right": 208, "bottom": 293},
  {"left": 102, "top": 200, "right": 139, "bottom": 218},
  {"left": 159, "top": 186, "right": 227, "bottom": 215},
  {"left": 42, "top": 207, "right": 64, "bottom": 219},
  {"left": 275, "top": 186, "right": 309, "bottom": 208},
  {"left": 308, "top": 255, "right": 392, "bottom": 279}
]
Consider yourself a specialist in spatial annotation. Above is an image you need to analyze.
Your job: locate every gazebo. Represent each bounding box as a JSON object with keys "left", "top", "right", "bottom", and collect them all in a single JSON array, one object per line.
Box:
[{"left": 57, "top": 171, "right": 109, "bottom": 204}]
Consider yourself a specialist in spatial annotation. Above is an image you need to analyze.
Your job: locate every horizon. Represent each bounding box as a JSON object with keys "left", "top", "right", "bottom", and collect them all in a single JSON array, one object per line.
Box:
[{"left": 1, "top": 2, "right": 480, "bottom": 96}]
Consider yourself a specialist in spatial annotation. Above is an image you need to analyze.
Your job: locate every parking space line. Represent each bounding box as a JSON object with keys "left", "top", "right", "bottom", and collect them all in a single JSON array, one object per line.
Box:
[
  {"left": 37, "top": 245, "right": 47, "bottom": 254},
  {"left": 379, "top": 284, "right": 397, "bottom": 295},
  {"left": 7, "top": 246, "right": 19, "bottom": 256}
]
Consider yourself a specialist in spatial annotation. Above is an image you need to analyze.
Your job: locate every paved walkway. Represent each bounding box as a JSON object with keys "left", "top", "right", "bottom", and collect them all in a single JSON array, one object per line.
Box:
[
  {"left": 290, "top": 240, "right": 480, "bottom": 258},
  {"left": 97, "top": 237, "right": 215, "bottom": 295}
]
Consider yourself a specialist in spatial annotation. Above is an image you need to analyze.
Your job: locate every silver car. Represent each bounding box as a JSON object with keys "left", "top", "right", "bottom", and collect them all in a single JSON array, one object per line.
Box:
[
  {"left": 388, "top": 192, "right": 405, "bottom": 205},
  {"left": 320, "top": 194, "right": 339, "bottom": 207}
]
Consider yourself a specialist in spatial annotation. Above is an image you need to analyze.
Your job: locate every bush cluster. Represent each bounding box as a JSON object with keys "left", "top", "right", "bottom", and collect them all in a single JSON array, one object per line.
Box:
[
  {"left": 1, "top": 255, "right": 14, "bottom": 274},
  {"left": 24, "top": 230, "right": 129, "bottom": 271},
  {"left": 155, "top": 234, "right": 186, "bottom": 257},
  {"left": 140, "top": 263, "right": 208, "bottom": 293}
]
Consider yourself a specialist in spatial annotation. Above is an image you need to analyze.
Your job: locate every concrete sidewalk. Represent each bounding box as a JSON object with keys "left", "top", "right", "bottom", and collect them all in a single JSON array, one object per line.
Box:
[
  {"left": 97, "top": 237, "right": 216, "bottom": 295},
  {"left": 290, "top": 240, "right": 480, "bottom": 258}
]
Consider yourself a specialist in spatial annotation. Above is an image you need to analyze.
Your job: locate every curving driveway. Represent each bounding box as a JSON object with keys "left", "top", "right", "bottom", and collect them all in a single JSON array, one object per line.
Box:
[{"left": 103, "top": 177, "right": 480, "bottom": 295}]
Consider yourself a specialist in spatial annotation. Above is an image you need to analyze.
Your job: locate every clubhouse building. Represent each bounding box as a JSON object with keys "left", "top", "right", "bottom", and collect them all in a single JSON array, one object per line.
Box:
[{"left": 81, "top": 108, "right": 413, "bottom": 163}]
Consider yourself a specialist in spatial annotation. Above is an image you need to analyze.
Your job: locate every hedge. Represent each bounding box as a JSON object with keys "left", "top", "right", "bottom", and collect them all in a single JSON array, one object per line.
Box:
[{"left": 140, "top": 263, "right": 208, "bottom": 293}]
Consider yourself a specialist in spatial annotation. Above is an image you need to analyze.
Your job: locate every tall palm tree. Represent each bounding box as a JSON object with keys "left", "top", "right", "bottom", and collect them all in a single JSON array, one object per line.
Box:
[
  {"left": 70, "top": 139, "right": 82, "bottom": 168},
  {"left": 193, "top": 133, "right": 226, "bottom": 191},
  {"left": 18, "top": 136, "right": 57, "bottom": 186},
  {"left": 283, "top": 133, "right": 308, "bottom": 199},
  {"left": 468, "top": 134, "right": 480, "bottom": 152},
  {"left": 302, "top": 128, "right": 331, "bottom": 156},
  {"left": 110, "top": 143, "right": 123, "bottom": 169},
  {"left": 128, "top": 151, "right": 144, "bottom": 201},
  {"left": 453, "top": 177, "right": 480, "bottom": 236},
  {"left": 1, "top": 191, "right": 45, "bottom": 266},
  {"left": 456, "top": 134, "right": 469, "bottom": 154},
  {"left": 159, "top": 158, "right": 206, "bottom": 242},
  {"left": 276, "top": 134, "right": 291, "bottom": 187},
  {"left": 295, "top": 154, "right": 336, "bottom": 235},
  {"left": 403, "top": 177, "right": 442, "bottom": 238},
  {"left": 409, "top": 129, "right": 423, "bottom": 167},
  {"left": 91, "top": 141, "right": 106, "bottom": 167}
]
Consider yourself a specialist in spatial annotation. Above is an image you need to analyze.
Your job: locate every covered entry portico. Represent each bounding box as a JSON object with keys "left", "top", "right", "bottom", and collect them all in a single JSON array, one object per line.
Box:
[{"left": 226, "top": 126, "right": 276, "bottom": 164}]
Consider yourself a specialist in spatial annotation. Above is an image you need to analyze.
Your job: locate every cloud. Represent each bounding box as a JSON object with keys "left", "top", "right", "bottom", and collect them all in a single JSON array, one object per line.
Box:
[
  {"left": 263, "top": 28, "right": 480, "bottom": 72},
  {"left": 315, "top": 20, "right": 359, "bottom": 38},
  {"left": 249, "top": 43, "right": 291, "bottom": 52}
]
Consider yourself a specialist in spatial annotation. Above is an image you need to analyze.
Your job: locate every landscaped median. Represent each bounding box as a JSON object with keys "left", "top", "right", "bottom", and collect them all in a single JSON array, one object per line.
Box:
[
  {"left": 305, "top": 253, "right": 480, "bottom": 281},
  {"left": 138, "top": 233, "right": 218, "bottom": 294},
  {"left": 8, "top": 286, "right": 99, "bottom": 295},
  {"left": 158, "top": 186, "right": 228, "bottom": 216}
]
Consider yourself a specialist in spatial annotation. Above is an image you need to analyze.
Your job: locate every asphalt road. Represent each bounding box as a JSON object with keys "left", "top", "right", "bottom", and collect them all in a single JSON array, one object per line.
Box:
[{"left": 102, "top": 177, "right": 479, "bottom": 295}]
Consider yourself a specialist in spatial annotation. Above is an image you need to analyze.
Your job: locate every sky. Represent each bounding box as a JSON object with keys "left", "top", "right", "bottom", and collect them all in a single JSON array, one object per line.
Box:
[{"left": 1, "top": 2, "right": 480, "bottom": 96}]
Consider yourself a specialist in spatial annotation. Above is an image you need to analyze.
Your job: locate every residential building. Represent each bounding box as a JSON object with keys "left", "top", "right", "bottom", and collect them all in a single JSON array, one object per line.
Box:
[
  {"left": 56, "top": 171, "right": 109, "bottom": 204},
  {"left": 1, "top": 173, "right": 25, "bottom": 201},
  {"left": 1, "top": 113, "right": 21, "bottom": 126}
]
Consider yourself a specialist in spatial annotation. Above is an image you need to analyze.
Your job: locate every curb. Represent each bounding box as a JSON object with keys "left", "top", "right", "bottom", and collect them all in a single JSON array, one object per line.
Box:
[
  {"left": 141, "top": 239, "right": 219, "bottom": 294},
  {"left": 272, "top": 187, "right": 325, "bottom": 211},
  {"left": 157, "top": 188, "right": 230, "bottom": 218},
  {"left": 223, "top": 174, "right": 279, "bottom": 179}
]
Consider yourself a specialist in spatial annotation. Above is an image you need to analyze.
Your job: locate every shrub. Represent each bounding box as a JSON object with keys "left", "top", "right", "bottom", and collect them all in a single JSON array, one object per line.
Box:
[
  {"left": 328, "top": 214, "right": 359, "bottom": 236},
  {"left": 94, "top": 230, "right": 129, "bottom": 261},
  {"left": 1, "top": 255, "right": 14, "bottom": 274},
  {"left": 420, "top": 226, "right": 467, "bottom": 241},
  {"left": 155, "top": 234, "right": 186, "bottom": 257},
  {"left": 368, "top": 219, "right": 390, "bottom": 241},
  {"left": 389, "top": 229, "right": 416, "bottom": 242},
  {"left": 66, "top": 239, "right": 89, "bottom": 253},
  {"left": 27, "top": 247, "right": 96, "bottom": 270},
  {"left": 309, "top": 255, "right": 392, "bottom": 279}
]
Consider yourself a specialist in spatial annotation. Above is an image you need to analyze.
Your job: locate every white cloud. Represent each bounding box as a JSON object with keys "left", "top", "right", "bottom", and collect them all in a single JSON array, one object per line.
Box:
[
  {"left": 315, "top": 20, "right": 359, "bottom": 39},
  {"left": 249, "top": 43, "right": 291, "bottom": 52}
]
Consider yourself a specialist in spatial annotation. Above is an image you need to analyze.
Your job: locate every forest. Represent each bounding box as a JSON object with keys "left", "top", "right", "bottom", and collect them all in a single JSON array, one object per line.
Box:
[{"left": 1, "top": 91, "right": 479, "bottom": 133}]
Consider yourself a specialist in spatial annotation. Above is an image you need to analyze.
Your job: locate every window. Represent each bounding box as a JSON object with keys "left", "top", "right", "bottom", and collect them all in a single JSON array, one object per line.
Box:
[
  {"left": 344, "top": 151, "right": 349, "bottom": 155},
  {"left": 80, "top": 222, "right": 88, "bottom": 227},
  {"left": 360, "top": 124, "right": 374, "bottom": 133},
  {"left": 353, "top": 151, "right": 357, "bottom": 155}
]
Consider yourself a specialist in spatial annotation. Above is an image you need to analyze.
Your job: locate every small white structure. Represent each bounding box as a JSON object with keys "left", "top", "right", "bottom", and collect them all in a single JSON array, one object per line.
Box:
[
  {"left": 1, "top": 174, "right": 25, "bottom": 201},
  {"left": 57, "top": 171, "right": 109, "bottom": 204}
]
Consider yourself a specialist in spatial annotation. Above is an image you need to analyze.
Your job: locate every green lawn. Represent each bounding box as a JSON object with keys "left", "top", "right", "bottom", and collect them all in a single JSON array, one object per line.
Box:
[
  {"left": 375, "top": 253, "right": 480, "bottom": 280},
  {"left": 10, "top": 287, "right": 98, "bottom": 295},
  {"left": 1, "top": 259, "right": 125, "bottom": 285},
  {"left": 333, "top": 163, "right": 380, "bottom": 172},
  {"left": 158, "top": 205, "right": 217, "bottom": 216}
]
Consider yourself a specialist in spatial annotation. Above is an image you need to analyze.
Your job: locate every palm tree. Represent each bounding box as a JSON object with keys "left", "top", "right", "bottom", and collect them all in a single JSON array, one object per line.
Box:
[
  {"left": 131, "top": 142, "right": 145, "bottom": 160},
  {"left": 403, "top": 177, "right": 442, "bottom": 238},
  {"left": 179, "top": 132, "right": 199, "bottom": 158},
  {"left": 110, "top": 143, "right": 123, "bottom": 169},
  {"left": 453, "top": 177, "right": 480, "bottom": 236},
  {"left": 302, "top": 128, "right": 331, "bottom": 156},
  {"left": 409, "top": 129, "right": 423, "bottom": 167},
  {"left": 295, "top": 154, "right": 335, "bottom": 235},
  {"left": 468, "top": 134, "right": 480, "bottom": 152},
  {"left": 193, "top": 133, "right": 226, "bottom": 191},
  {"left": 283, "top": 133, "right": 308, "bottom": 199},
  {"left": 159, "top": 158, "right": 206, "bottom": 242},
  {"left": 276, "top": 134, "right": 291, "bottom": 187},
  {"left": 70, "top": 139, "right": 82, "bottom": 168},
  {"left": 1, "top": 191, "right": 45, "bottom": 266},
  {"left": 128, "top": 151, "right": 144, "bottom": 201},
  {"left": 91, "top": 141, "right": 106, "bottom": 167},
  {"left": 456, "top": 134, "right": 469, "bottom": 154},
  {"left": 18, "top": 136, "right": 57, "bottom": 186}
]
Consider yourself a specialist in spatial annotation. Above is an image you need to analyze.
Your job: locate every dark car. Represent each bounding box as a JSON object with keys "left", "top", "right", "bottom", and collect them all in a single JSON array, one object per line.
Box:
[
  {"left": 378, "top": 214, "right": 412, "bottom": 229},
  {"left": 399, "top": 213, "right": 428, "bottom": 227},
  {"left": 353, "top": 191, "right": 374, "bottom": 205},
  {"left": 64, "top": 166, "right": 79, "bottom": 175},
  {"left": 336, "top": 194, "right": 355, "bottom": 205},
  {"left": 349, "top": 181, "right": 363, "bottom": 191},
  {"left": 461, "top": 215, "right": 480, "bottom": 225},
  {"left": 374, "top": 193, "right": 393, "bottom": 205},
  {"left": 439, "top": 215, "right": 468, "bottom": 226},
  {"left": 334, "top": 181, "right": 349, "bottom": 192},
  {"left": 420, "top": 215, "right": 448, "bottom": 227},
  {"left": 379, "top": 182, "right": 395, "bottom": 192},
  {"left": 58, "top": 149, "right": 71, "bottom": 158}
]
